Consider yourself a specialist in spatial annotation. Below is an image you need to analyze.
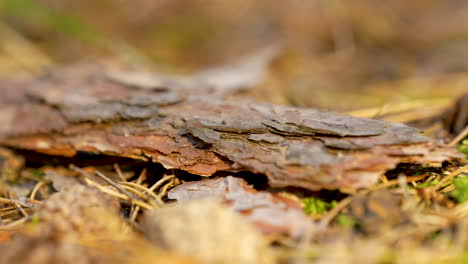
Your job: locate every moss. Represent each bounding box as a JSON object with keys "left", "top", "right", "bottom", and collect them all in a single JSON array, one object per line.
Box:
[
  {"left": 450, "top": 177, "right": 468, "bottom": 203},
  {"left": 1, "top": 0, "right": 99, "bottom": 43},
  {"left": 337, "top": 213, "right": 357, "bottom": 228},
  {"left": 457, "top": 140, "right": 468, "bottom": 156},
  {"left": 302, "top": 197, "right": 337, "bottom": 215}
]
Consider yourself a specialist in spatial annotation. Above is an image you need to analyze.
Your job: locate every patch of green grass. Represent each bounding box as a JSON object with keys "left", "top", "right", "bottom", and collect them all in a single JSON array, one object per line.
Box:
[
  {"left": 450, "top": 177, "right": 468, "bottom": 203},
  {"left": 337, "top": 213, "right": 357, "bottom": 228},
  {"left": 302, "top": 197, "right": 337, "bottom": 215},
  {"left": 414, "top": 180, "right": 439, "bottom": 188},
  {"left": 457, "top": 140, "right": 468, "bottom": 156},
  {"left": 31, "top": 215, "right": 41, "bottom": 224},
  {"left": 1, "top": 0, "right": 100, "bottom": 43}
]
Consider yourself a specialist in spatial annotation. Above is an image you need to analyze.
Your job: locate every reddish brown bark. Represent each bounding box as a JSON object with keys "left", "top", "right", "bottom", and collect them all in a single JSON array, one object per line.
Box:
[{"left": 0, "top": 65, "right": 463, "bottom": 191}]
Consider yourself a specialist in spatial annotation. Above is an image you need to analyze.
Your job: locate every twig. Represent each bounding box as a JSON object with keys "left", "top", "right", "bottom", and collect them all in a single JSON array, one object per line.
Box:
[
  {"left": 135, "top": 169, "right": 146, "bottom": 185},
  {"left": 0, "top": 216, "right": 28, "bottom": 230},
  {"left": 318, "top": 196, "right": 353, "bottom": 227},
  {"left": 128, "top": 169, "right": 147, "bottom": 218},
  {"left": 70, "top": 164, "right": 139, "bottom": 201},
  {"left": 113, "top": 163, "right": 126, "bottom": 181},
  {"left": 0, "top": 206, "right": 16, "bottom": 212},
  {"left": 367, "top": 174, "right": 430, "bottom": 191},
  {"left": 0, "top": 208, "right": 33, "bottom": 218},
  {"left": 130, "top": 205, "right": 140, "bottom": 221},
  {"left": 448, "top": 126, "right": 468, "bottom": 147},
  {"left": 0, "top": 197, "right": 42, "bottom": 207},
  {"left": 30, "top": 181, "right": 47, "bottom": 200},
  {"left": 94, "top": 170, "right": 141, "bottom": 201},
  {"left": 158, "top": 177, "right": 176, "bottom": 198},
  {"left": 119, "top": 181, "right": 163, "bottom": 205},
  {"left": 433, "top": 166, "right": 468, "bottom": 190},
  {"left": 120, "top": 185, "right": 155, "bottom": 202},
  {"left": 12, "top": 202, "right": 28, "bottom": 217},
  {"left": 149, "top": 175, "right": 175, "bottom": 192},
  {"left": 83, "top": 178, "right": 153, "bottom": 210}
]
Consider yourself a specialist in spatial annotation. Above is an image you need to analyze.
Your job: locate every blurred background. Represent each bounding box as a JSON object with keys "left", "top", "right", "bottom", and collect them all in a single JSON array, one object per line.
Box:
[{"left": 0, "top": 0, "right": 467, "bottom": 119}]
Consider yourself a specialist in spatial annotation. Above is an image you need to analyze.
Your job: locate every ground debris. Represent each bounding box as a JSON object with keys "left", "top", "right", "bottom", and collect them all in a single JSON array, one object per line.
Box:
[
  {"left": 0, "top": 66, "right": 464, "bottom": 191},
  {"left": 168, "top": 176, "right": 312, "bottom": 238},
  {"left": 143, "top": 200, "right": 274, "bottom": 264},
  {"left": 0, "top": 185, "right": 193, "bottom": 264}
]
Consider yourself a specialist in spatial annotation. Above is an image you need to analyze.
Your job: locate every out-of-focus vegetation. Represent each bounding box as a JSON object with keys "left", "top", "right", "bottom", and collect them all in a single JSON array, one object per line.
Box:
[
  {"left": 451, "top": 177, "right": 468, "bottom": 203},
  {"left": 302, "top": 197, "right": 337, "bottom": 216},
  {"left": 1, "top": 0, "right": 467, "bottom": 110}
]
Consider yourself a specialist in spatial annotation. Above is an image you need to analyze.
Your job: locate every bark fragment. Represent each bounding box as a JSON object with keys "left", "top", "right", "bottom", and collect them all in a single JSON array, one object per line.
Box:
[
  {"left": 168, "top": 176, "right": 312, "bottom": 238},
  {"left": 0, "top": 66, "right": 463, "bottom": 191}
]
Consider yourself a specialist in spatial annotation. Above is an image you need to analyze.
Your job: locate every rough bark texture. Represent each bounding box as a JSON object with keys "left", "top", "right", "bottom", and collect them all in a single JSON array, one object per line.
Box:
[{"left": 0, "top": 65, "right": 463, "bottom": 191}]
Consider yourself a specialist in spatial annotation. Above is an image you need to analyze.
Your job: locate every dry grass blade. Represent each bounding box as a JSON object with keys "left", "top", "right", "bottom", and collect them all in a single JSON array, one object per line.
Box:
[
  {"left": 158, "top": 177, "right": 178, "bottom": 199},
  {"left": 121, "top": 185, "right": 152, "bottom": 200},
  {"left": 129, "top": 169, "right": 148, "bottom": 220},
  {"left": 70, "top": 164, "right": 141, "bottom": 202},
  {"left": 94, "top": 170, "right": 141, "bottom": 201},
  {"left": 119, "top": 181, "right": 164, "bottom": 205},
  {"left": 148, "top": 175, "right": 175, "bottom": 193},
  {"left": 83, "top": 177, "right": 153, "bottom": 210},
  {"left": 12, "top": 201, "right": 28, "bottom": 217},
  {"left": 0, "top": 197, "right": 42, "bottom": 207}
]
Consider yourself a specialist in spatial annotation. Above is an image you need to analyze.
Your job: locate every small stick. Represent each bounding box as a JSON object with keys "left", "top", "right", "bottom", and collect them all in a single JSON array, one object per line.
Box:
[
  {"left": 135, "top": 169, "right": 146, "bottom": 185},
  {"left": 119, "top": 182, "right": 160, "bottom": 200},
  {"left": 83, "top": 178, "right": 153, "bottom": 210},
  {"left": 319, "top": 196, "right": 353, "bottom": 227},
  {"left": 433, "top": 165, "right": 468, "bottom": 190},
  {"left": 367, "top": 174, "right": 429, "bottom": 191},
  {"left": 30, "top": 181, "right": 47, "bottom": 200},
  {"left": 113, "top": 163, "right": 126, "bottom": 181},
  {"left": 119, "top": 181, "right": 163, "bottom": 205},
  {"left": 0, "top": 197, "right": 41, "bottom": 207},
  {"left": 0, "top": 217, "right": 28, "bottom": 230},
  {"left": 130, "top": 205, "right": 140, "bottom": 221},
  {"left": 0, "top": 206, "right": 16, "bottom": 212},
  {"left": 70, "top": 164, "right": 139, "bottom": 202},
  {"left": 448, "top": 126, "right": 468, "bottom": 147},
  {"left": 149, "top": 175, "right": 175, "bottom": 192},
  {"left": 158, "top": 177, "right": 176, "bottom": 198},
  {"left": 12, "top": 202, "right": 28, "bottom": 217}
]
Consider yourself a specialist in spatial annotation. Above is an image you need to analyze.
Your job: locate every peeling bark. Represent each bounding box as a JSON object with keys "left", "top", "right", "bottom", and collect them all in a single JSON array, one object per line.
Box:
[{"left": 0, "top": 66, "right": 463, "bottom": 191}]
